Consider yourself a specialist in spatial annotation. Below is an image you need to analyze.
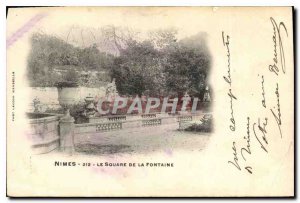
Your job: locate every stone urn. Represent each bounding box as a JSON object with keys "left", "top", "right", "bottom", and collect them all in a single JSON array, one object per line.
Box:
[
  {"left": 57, "top": 82, "right": 79, "bottom": 116},
  {"left": 56, "top": 81, "right": 79, "bottom": 154}
]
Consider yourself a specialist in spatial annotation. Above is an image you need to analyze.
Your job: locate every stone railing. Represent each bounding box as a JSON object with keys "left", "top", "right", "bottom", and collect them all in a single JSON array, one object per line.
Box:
[
  {"left": 177, "top": 115, "right": 193, "bottom": 122},
  {"left": 96, "top": 122, "right": 122, "bottom": 131},
  {"left": 27, "top": 111, "right": 209, "bottom": 154},
  {"left": 74, "top": 116, "right": 173, "bottom": 134},
  {"left": 89, "top": 113, "right": 157, "bottom": 123},
  {"left": 142, "top": 118, "right": 162, "bottom": 127},
  {"left": 141, "top": 114, "right": 156, "bottom": 119},
  {"left": 78, "top": 112, "right": 207, "bottom": 133},
  {"left": 107, "top": 115, "right": 126, "bottom": 122}
]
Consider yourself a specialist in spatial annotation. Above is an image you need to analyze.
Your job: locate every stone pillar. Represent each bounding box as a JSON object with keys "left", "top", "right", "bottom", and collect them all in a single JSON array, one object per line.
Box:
[
  {"left": 59, "top": 110, "right": 75, "bottom": 154},
  {"left": 202, "top": 85, "right": 211, "bottom": 113}
]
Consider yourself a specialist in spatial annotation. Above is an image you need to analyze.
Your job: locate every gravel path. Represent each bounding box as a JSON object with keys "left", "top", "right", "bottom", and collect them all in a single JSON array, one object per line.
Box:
[{"left": 74, "top": 124, "right": 211, "bottom": 155}]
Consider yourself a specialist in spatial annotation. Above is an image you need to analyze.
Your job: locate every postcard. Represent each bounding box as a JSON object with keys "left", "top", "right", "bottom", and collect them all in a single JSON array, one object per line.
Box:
[{"left": 6, "top": 7, "right": 294, "bottom": 197}]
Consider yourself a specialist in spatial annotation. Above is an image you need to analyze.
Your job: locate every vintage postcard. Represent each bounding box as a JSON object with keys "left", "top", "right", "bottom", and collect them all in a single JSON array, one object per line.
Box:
[{"left": 6, "top": 7, "right": 294, "bottom": 197}]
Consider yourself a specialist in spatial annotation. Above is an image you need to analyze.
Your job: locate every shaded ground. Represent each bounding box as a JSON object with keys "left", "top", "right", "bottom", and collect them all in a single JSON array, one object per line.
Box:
[
  {"left": 74, "top": 124, "right": 211, "bottom": 155},
  {"left": 75, "top": 144, "right": 133, "bottom": 155}
]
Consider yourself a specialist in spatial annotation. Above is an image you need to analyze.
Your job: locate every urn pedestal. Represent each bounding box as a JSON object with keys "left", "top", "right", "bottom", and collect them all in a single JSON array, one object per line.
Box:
[
  {"left": 59, "top": 111, "right": 75, "bottom": 154},
  {"left": 57, "top": 85, "right": 78, "bottom": 154}
]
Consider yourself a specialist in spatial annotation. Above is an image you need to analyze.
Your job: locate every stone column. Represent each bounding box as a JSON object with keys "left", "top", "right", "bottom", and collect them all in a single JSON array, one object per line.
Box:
[{"left": 59, "top": 109, "right": 75, "bottom": 154}]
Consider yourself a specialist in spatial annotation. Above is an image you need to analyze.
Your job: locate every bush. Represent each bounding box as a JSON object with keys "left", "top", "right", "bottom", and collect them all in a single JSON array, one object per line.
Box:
[
  {"left": 68, "top": 103, "right": 88, "bottom": 124},
  {"left": 184, "top": 115, "right": 213, "bottom": 132}
]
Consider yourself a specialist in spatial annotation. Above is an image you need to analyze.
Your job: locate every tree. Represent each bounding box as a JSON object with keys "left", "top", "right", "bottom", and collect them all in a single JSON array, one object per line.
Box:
[
  {"left": 27, "top": 30, "right": 211, "bottom": 93},
  {"left": 111, "top": 31, "right": 211, "bottom": 98},
  {"left": 101, "top": 25, "right": 138, "bottom": 54},
  {"left": 162, "top": 33, "right": 211, "bottom": 97},
  {"left": 27, "top": 33, "right": 113, "bottom": 87},
  {"left": 111, "top": 41, "right": 165, "bottom": 96},
  {"left": 148, "top": 28, "right": 178, "bottom": 49}
]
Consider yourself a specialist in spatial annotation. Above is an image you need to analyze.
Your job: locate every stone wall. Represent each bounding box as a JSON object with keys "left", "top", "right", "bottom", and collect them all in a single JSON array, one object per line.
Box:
[
  {"left": 27, "top": 111, "right": 209, "bottom": 154},
  {"left": 27, "top": 113, "right": 62, "bottom": 154},
  {"left": 28, "top": 87, "right": 106, "bottom": 112}
]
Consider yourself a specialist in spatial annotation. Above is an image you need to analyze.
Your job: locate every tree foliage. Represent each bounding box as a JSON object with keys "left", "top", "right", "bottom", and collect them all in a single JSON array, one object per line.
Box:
[
  {"left": 112, "top": 31, "right": 211, "bottom": 97},
  {"left": 27, "top": 33, "right": 113, "bottom": 87},
  {"left": 27, "top": 30, "right": 211, "bottom": 98}
]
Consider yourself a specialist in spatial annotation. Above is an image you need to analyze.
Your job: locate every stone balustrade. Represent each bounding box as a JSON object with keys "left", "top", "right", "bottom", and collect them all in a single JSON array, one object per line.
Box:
[
  {"left": 96, "top": 122, "right": 122, "bottom": 131},
  {"left": 108, "top": 115, "right": 126, "bottom": 122},
  {"left": 142, "top": 118, "right": 162, "bottom": 126},
  {"left": 27, "top": 111, "right": 209, "bottom": 154},
  {"left": 74, "top": 112, "right": 205, "bottom": 134},
  {"left": 177, "top": 115, "right": 193, "bottom": 122},
  {"left": 141, "top": 114, "right": 156, "bottom": 119}
]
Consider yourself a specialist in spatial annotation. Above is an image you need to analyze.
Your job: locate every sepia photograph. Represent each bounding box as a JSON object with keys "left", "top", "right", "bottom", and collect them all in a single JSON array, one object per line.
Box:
[
  {"left": 26, "top": 23, "right": 213, "bottom": 156},
  {"left": 6, "top": 6, "right": 294, "bottom": 197}
]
